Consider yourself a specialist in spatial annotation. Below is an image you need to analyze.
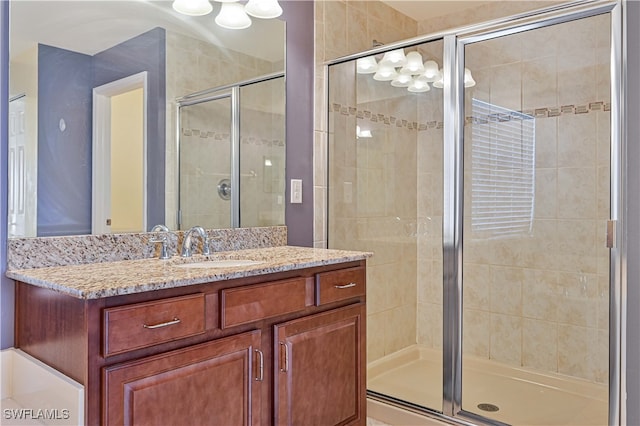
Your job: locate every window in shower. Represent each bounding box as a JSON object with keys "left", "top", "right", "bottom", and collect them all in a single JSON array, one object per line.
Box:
[{"left": 470, "top": 98, "right": 536, "bottom": 238}]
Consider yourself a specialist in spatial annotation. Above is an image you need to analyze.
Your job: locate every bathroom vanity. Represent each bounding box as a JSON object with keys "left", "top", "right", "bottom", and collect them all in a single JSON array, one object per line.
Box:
[{"left": 8, "top": 246, "right": 370, "bottom": 425}]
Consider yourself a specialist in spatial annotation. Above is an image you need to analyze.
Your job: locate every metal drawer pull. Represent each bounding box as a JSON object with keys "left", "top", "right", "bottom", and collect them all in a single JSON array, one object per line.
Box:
[
  {"left": 334, "top": 282, "right": 357, "bottom": 289},
  {"left": 142, "top": 317, "right": 181, "bottom": 329},
  {"left": 255, "top": 349, "right": 264, "bottom": 381},
  {"left": 280, "top": 342, "right": 289, "bottom": 373}
]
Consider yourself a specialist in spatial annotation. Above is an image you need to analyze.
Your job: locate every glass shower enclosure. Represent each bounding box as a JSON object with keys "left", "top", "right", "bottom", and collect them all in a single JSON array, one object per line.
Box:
[
  {"left": 326, "top": 2, "right": 621, "bottom": 425},
  {"left": 176, "top": 74, "right": 285, "bottom": 230}
]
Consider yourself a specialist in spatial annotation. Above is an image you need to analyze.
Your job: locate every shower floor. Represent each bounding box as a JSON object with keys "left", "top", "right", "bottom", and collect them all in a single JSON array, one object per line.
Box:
[{"left": 367, "top": 346, "right": 607, "bottom": 426}]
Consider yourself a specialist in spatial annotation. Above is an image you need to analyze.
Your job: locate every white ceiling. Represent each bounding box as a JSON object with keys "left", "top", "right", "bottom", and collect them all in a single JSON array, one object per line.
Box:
[{"left": 9, "top": 1, "right": 285, "bottom": 62}]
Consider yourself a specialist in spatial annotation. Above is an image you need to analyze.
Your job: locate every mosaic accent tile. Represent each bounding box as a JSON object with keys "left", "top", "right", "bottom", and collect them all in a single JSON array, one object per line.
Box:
[{"left": 328, "top": 99, "right": 611, "bottom": 133}]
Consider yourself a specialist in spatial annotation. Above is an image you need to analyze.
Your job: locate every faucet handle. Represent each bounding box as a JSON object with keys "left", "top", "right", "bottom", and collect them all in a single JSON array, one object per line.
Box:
[
  {"left": 150, "top": 235, "right": 171, "bottom": 260},
  {"left": 203, "top": 236, "right": 211, "bottom": 256}
]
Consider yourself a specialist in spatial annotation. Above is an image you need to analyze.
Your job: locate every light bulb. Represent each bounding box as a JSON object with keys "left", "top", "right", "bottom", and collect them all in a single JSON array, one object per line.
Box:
[
  {"left": 245, "top": 0, "right": 283, "bottom": 19},
  {"left": 391, "top": 73, "right": 412, "bottom": 87},
  {"left": 379, "top": 49, "right": 407, "bottom": 67},
  {"left": 399, "top": 51, "right": 424, "bottom": 75},
  {"left": 464, "top": 68, "right": 476, "bottom": 88},
  {"left": 408, "top": 78, "right": 431, "bottom": 93},
  {"left": 373, "top": 64, "right": 398, "bottom": 81},
  {"left": 422, "top": 60, "right": 440, "bottom": 82},
  {"left": 356, "top": 57, "right": 378, "bottom": 74},
  {"left": 432, "top": 69, "right": 444, "bottom": 88},
  {"left": 172, "top": 0, "right": 213, "bottom": 16},
  {"left": 215, "top": 1, "right": 252, "bottom": 29}
]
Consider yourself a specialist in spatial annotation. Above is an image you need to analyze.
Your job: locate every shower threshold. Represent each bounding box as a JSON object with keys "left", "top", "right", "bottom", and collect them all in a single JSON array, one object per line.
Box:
[{"left": 367, "top": 345, "right": 607, "bottom": 426}]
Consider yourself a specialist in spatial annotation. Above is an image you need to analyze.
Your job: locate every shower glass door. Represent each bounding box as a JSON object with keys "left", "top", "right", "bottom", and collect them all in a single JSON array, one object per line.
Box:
[
  {"left": 459, "top": 10, "right": 613, "bottom": 425},
  {"left": 179, "top": 92, "right": 232, "bottom": 230},
  {"left": 327, "top": 38, "right": 445, "bottom": 413}
]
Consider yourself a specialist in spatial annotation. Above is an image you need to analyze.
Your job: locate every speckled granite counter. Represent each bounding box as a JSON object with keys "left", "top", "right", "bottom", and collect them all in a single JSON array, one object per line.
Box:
[{"left": 6, "top": 246, "right": 372, "bottom": 299}]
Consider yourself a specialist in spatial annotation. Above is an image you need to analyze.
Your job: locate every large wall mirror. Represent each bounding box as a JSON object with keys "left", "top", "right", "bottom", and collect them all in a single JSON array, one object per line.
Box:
[{"left": 7, "top": 0, "right": 286, "bottom": 238}]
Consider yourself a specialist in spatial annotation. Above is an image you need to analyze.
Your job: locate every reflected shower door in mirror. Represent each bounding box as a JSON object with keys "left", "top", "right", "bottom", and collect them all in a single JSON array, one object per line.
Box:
[
  {"left": 178, "top": 75, "right": 285, "bottom": 230},
  {"left": 8, "top": 0, "right": 285, "bottom": 237}
]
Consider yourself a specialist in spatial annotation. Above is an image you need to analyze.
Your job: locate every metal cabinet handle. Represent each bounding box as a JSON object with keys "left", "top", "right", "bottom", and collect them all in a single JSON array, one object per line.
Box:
[
  {"left": 142, "top": 317, "right": 181, "bottom": 329},
  {"left": 334, "top": 282, "right": 357, "bottom": 289},
  {"left": 255, "top": 349, "right": 264, "bottom": 381},
  {"left": 279, "top": 342, "right": 289, "bottom": 373}
]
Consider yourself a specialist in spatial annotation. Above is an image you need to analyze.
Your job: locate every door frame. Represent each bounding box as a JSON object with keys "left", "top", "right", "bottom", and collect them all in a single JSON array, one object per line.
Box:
[{"left": 92, "top": 71, "right": 148, "bottom": 234}]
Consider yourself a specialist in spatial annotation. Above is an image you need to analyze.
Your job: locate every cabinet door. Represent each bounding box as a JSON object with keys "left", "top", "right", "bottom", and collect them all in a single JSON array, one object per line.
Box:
[
  {"left": 103, "top": 330, "right": 263, "bottom": 426},
  {"left": 274, "top": 304, "right": 365, "bottom": 426}
]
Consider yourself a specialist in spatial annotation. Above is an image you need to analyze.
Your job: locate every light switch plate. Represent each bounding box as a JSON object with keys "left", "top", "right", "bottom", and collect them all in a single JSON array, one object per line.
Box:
[{"left": 291, "top": 179, "right": 302, "bottom": 203}]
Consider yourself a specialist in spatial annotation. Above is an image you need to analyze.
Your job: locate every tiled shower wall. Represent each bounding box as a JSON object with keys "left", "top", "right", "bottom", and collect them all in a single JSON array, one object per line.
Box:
[{"left": 319, "top": 1, "right": 611, "bottom": 383}]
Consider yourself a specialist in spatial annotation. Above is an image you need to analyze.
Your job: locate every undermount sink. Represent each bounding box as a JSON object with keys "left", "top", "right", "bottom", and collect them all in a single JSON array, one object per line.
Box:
[{"left": 173, "top": 259, "right": 265, "bottom": 269}]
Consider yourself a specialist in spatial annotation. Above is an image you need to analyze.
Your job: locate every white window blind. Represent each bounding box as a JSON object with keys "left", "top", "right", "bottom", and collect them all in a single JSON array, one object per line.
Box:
[{"left": 471, "top": 99, "right": 536, "bottom": 238}]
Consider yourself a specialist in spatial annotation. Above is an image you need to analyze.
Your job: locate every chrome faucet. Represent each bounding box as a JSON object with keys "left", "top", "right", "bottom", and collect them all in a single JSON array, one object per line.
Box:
[
  {"left": 149, "top": 224, "right": 171, "bottom": 260},
  {"left": 181, "top": 226, "right": 210, "bottom": 257}
]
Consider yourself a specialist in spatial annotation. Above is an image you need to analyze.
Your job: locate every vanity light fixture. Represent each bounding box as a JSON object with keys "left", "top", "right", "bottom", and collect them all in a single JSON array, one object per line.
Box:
[
  {"left": 400, "top": 51, "right": 425, "bottom": 75},
  {"left": 356, "top": 56, "right": 378, "bottom": 74},
  {"left": 408, "top": 78, "right": 431, "bottom": 93},
  {"left": 215, "top": 1, "right": 252, "bottom": 29},
  {"left": 172, "top": 0, "right": 213, "bottom": 16},
  {"left": 245, "top": 0, "right": 283, "bottom": 19},
  {"left": 172, "top": 0, "right": 283, "bottom": 29},
  {"left": 357, "top": 46, "right": 476, "bottom": 93},
  {"left": 379, "top": 49, "right": 407, "bottom": 67},
  {"left": 391, "top": 73, "right": 413, "bottom": 87},
  {"left": 373, "top": 64, "right": 398, "bottom": 81}
]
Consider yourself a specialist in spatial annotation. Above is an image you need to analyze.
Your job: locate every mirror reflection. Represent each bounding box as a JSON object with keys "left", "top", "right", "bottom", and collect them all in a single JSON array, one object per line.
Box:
[{"left": 7, "top": 0, "right": 286, "bottom": 238}]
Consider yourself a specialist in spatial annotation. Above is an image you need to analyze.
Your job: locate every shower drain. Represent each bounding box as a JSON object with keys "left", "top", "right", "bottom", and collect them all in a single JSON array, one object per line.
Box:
[{"left": 477, "top": 403, "right": 500, "bottom": 412}]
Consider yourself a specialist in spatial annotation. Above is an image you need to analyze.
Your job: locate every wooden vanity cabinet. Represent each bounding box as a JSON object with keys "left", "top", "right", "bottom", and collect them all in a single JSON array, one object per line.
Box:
[{"left": 14, "top": 260, "right": 367, "bottom": 426}]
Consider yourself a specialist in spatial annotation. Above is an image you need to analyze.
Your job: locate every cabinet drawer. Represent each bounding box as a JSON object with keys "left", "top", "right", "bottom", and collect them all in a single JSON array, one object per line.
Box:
[
  {"left": 221, "top": 278, "right": 307, "bottom": 329},
  {"left": 315, "top": 267, "right": 365, "bottom": 306},
  {"left": 103, "top": 293, "right": 205, "bottom": 356}
]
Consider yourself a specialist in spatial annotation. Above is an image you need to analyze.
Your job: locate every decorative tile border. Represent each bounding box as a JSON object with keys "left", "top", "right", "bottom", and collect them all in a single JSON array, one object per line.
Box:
[
  {"left": 331, "top": 100, "right": 610, "bottom": 131},
  {"left": 181, "top": 128, "right": 285, "bottom": 147}
]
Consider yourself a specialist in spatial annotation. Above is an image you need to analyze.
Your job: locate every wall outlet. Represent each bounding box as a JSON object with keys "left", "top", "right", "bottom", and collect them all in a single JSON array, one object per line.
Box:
[{"left": 290, "top": 179, "right": 302, "bottom": 203}]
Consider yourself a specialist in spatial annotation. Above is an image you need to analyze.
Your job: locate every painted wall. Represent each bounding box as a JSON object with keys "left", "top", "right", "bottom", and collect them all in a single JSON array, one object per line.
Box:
[{"left": 37, "top": 44, "right": 92, "bottom": 236}]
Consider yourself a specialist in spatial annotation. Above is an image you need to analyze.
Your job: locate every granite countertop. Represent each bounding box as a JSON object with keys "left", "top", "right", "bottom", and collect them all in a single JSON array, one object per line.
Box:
[{"left": 6, "top": 246, "right": 373, "bottom": 299}]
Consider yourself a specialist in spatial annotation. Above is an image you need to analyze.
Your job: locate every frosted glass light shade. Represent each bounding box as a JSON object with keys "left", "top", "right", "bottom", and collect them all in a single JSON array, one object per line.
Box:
[
  {"left": 433, "top": 69, "right": 444, "bottom": 88},
  {"left": 373, "top": 65, "right": 398, "bottom": 81},
  {"left": 391, "top": 73, "right": 412, "bottom": 87},
  {"left": 464, "top": 67, "right": 476, "bottom": 88},
  {"left": 245, "top": 0, "right": 282, "bottom": 19},
  {"left": 172, "top": 0, "right": 213, "bottom": 16},
  {"left": 422, "top": 60, "right": 440, "bottom": 82},
  {"left": 400, "top": 51, "right": 424, "bottom": 75},
  {"left": 356, "top": 57, "right": 378, "bottom": 74},
  {"left": 379, "top": 49, "right": 407, "bottom": 67},
  {"left": 215, "top": 1, "right": 252, "bottom": 29},
  {"left": 408, "top": 78, "right": 430, "bottom": 93}
]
